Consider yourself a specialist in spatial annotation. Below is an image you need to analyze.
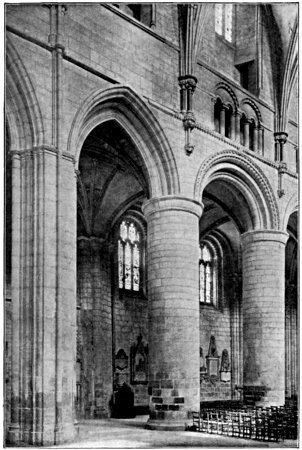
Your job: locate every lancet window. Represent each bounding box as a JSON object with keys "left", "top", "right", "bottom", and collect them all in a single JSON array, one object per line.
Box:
[
  {"left": 118, "top": 220, "right": 141, "bottom": 292},
  {"left": 215, "top": 4, "right": 233, "bottom": 43},
  {"left": 199, "top": 244, "right": 217, "bottom": 305}
]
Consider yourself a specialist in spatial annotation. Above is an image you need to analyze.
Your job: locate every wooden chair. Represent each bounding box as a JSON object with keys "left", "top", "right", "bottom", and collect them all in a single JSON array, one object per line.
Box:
[{"left": 192, "top": 412, "right": 201, "bottom": 431}]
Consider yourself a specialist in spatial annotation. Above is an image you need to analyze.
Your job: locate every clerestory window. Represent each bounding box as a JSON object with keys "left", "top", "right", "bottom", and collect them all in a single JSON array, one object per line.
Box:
[
  {"left": 215, "top": 4, "right": 233, "bottom": 43},
  {"left": 118, "top": 220, "right": 141, "bottom": 292},
  {"left": 114, "top": 4, "right": 153, "bottom": 27}
]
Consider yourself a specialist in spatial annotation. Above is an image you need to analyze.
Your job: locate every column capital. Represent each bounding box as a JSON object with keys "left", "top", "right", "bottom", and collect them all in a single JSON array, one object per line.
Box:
[
  {"left": 221, "top": 103, "right": 229, "bottom": 111},
  {"left": 241, "top": 229, "right": 289, "bottom": 246},
  {"left": 274, "top": 131, "right": 288, "bottom": 144},
  {"left": 142, "top": 196, "right": 203, "bottom": 219},
  {"left": 178, "top": 75, "right": 198, "bottom": 91}
]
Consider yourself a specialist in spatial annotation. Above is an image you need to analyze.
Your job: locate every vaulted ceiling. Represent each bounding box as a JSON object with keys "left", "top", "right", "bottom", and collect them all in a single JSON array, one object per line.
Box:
[{"left": 77, "top": 121, "right": 147, "bottom": 239}]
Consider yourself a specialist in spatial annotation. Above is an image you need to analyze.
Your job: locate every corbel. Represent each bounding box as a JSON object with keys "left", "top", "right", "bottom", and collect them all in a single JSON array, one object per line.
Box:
[
  {"left": 178, "top": 75, "right": 198, "bottom": 155},
  {"left": 277, "top": 161, "right": 287, "bottom": 198},
  {"left": 274, "top": 131, "right": 288, "bottom": 162}
]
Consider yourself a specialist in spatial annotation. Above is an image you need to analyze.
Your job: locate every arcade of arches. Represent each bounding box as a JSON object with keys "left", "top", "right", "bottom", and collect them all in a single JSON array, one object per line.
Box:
[{"left": 5, "top": 3, "right": 298, "bottom": 446}]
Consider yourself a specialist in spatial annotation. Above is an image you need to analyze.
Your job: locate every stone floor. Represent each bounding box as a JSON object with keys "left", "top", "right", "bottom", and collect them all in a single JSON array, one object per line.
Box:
[{"left": 56, "top": 416, "right": 298, "bottom": 448}]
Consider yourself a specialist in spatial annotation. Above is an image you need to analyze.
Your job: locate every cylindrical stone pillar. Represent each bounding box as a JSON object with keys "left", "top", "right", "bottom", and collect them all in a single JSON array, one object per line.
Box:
[
  {"left": 142, "top": 196, "right": 203, "bottom": 430},
  {"left": 241, "top": 230, "right": 288, "bottom": 405}
]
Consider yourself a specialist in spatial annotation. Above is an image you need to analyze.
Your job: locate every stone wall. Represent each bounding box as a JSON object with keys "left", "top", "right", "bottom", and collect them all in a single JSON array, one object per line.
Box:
[
  {"left": 114, "top": 293, "right": 149, "bottom": 407},
  {"left": 76, "top": 239, "right": 112, "bottom": 418},
  {"left": 5, "top": 3, "right": 298, "bottom": 443}
]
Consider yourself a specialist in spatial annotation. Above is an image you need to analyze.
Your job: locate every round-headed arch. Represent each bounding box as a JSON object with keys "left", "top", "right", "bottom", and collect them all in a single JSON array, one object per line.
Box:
[
  {"left": 215, "top": 82, "right": 239, "bottom": 112},
  {"left": 282, "top": 191, "right": 298, "bottom": 232},
  {"left": 194, "top": 150, "right": 280, "bottom": 232},
  {"left": 68, "top": 85, "right": 180, "bottom": 198}
]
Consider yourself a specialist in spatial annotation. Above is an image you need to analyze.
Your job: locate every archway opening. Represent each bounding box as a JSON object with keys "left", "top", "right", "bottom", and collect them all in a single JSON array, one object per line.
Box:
[
  {"left": 285, "top": 211, "right": 298, "bottom": 401},
  {"left": 76, "top": 120, "right": 149, "bottom": 420},
  {"left": 199, "top": 178, "right": 243, "bottom": 405}
]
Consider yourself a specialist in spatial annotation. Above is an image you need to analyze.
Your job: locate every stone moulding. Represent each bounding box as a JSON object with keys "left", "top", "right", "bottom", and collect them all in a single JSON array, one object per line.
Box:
[
  {"left": 67, "top": 85, "right": 180, "bottom": 197},
  {"left": 240, "top": 97, "right": 263, "bottom": 124},
  {"left": 215, "top": 82, "right": 239, "bottom": 111},
  {"left": 194, "top": 149, "right": 280, "bottom": 231}
]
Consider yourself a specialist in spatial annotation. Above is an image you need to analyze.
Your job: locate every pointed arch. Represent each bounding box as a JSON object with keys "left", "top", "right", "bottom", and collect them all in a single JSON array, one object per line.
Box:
[
  {"left": 280, "top": 17, "right": 298, "bottom": 132},
  {"left": 6, "top": 36, "right": 44, "bottom": 150},
  {"left": 68, "top": 85, "right": 179, "bottom": 198},
  {"left": 193, "top": 4, "right": 212, "bottom": 65},
  {"left": 194, "top": 150, "right": 280, "bottom": 231}
]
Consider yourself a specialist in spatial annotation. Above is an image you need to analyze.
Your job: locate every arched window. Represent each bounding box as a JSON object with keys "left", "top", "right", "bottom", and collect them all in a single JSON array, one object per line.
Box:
[
  {"left": 214, "top": 98, "right": 222, "bottom": 133},
  {"left": 214, "top": 99, "right": 233, "bottom": 139},
  {"left": 215, "top": 4, "right": 233, "bottom": 43},
  {"left": 118, "top": 220, "right": 142, "bottom": 292},
  {"left": 249, "top": 119, "right": 256, "bottom": 151},
  {"left": 199, "top": 244, "right": 217, "bottom": 305},
  {"left": 225, "top": 106, "right": 232, "bottom": 139},
  {"left": 240, "top": 113, "right": 247, "bottom": 146}
]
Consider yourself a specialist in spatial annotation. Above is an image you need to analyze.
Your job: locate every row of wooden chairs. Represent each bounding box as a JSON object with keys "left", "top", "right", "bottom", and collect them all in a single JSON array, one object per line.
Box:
[{"left": 192, "top": 403, "right": 297, "bottom": 442}]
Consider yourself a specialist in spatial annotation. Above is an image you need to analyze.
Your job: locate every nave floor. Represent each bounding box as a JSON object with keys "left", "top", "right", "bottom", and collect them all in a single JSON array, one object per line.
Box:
[{"left": 56, "top": 415, "right": 297, "bottom": 448}]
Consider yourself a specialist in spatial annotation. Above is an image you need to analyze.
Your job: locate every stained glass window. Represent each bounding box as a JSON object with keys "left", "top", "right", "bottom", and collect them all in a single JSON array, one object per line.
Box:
[
  {"left": 199, "top": 244, "right": 217, "bottom": 305},
  {"left": 118, "top": 220, "right": 141, "bottom": 291}
]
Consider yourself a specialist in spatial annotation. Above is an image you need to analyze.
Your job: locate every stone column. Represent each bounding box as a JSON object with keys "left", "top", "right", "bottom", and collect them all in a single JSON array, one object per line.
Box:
[
  {"left": 257, "top": 126, "right": 263, "bottom": 155},
  {"left": 230, "top": 112, "right": 236, "bottom": 140},
  {"left": 7, "top": 150, "right": 21, "bottom": 444},
  {"left": 243, "top": 121, "right": 250, "bottom": 148},
  {"left": 230, "top": 273, "right": 242, "bottom": 400},
  {"left": 142, "top": 196, "right": 203, "bottom": 430},
  {"left": 7, "top": 148, "right": 77, "bottom": 445},
  {"left": 219, "top": 105, "right": 226, "bottom": 136},
  {"left": 241, "top": 230, "right": 288, "bottom": 405},
  {"left": 285, "top": 283, "right": 297, "bottom": 399},
  {"left": 274, "top": 132, "right": 288, "bottom": 162},
  {"left": 253, "top": 126, "right": 258, "bottom": 152},
  {"left": 235, "top": 112, "right": 241, "bottom": 143}
]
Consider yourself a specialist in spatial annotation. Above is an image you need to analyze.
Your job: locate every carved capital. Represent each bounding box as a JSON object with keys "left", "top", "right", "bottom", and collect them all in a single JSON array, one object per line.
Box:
[
  {"left": 178, "top": 75, "right": 198, "bottom": 92},
  {"left": 278, "top": 161, "right": 287, "bottom": 174},
  {"left": 183, "top": 111, "right": 196, "bottom": 131},
  {"left": 184, "top": 143, "right": 194, "bottom": 155},
  {"left": 274, "top": 131, "right": 288, "bottom": 144}
]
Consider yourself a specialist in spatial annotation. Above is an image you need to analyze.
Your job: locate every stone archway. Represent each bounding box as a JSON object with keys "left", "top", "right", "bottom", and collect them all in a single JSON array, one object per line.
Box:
[
  {"left": 195, "top": 150, "right": 287, "bottom": 406},
  {"left": 68, "top": 85, "right": 180, "bottom": 197},
  {"left": 284, "top": 211, "right": 298, "bottom": 400},
  {"left": 67, "top": 86, "right": 182, "bottom": 424}
]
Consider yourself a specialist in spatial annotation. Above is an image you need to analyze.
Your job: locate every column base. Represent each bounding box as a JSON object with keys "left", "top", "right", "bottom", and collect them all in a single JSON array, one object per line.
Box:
[
  {"left": 6, "top": 423, "right": 20, "bottom": 445},
  {"left": 6, "top": 423, "right": 77, "bottom": 446},
  {"left": 145, "top": 419, "right": 186, "bottom": 431},
  {"left": 54, "top": 422, "right": 77, "bottom": 445}
]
